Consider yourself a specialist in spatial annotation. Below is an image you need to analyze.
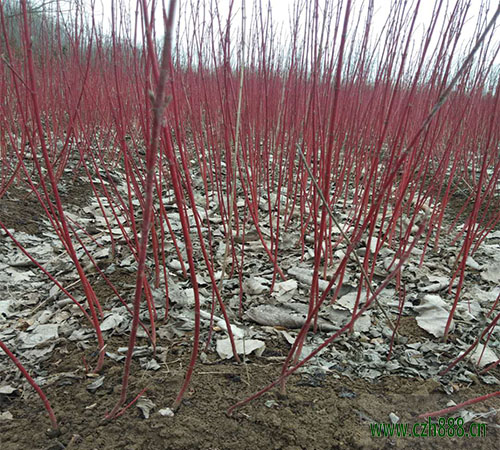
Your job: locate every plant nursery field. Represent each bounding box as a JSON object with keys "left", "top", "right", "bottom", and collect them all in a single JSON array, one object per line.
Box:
[{"left": 0, "top": 1, "right": 499, "bottom": 449}]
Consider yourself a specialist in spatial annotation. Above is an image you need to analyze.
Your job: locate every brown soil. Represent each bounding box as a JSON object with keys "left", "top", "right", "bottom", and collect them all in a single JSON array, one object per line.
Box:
[
  {"left": 396, "top": 316, "right": 434, "bottom": 344},
  {"left": 1, "top": 336, "right": 499, "bottom": 450},
  {"left": 0, "top": 186, "right": 48, "bottom": 235},
  {"left": 0, "top": 179, "right": 94, "bottom": 236},
  {"left": 443, "top": 178, "right": 500, "bottom": 229},
  {"left": 1, "top": 164, "right": 499, "bottom": 450}
]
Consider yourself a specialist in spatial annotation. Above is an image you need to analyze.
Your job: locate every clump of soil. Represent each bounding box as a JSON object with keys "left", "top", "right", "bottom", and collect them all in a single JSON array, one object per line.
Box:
[
  {"left": 0, "top": 176, "right": 94, "bottom": 236},
  {"left": 1, "top": 186, "right": 47, "bottom": 235}
]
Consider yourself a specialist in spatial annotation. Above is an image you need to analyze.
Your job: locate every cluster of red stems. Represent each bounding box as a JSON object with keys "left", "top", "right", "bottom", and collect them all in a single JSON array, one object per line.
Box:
[{"left": 0, "top": 0, "right": 499, "bottom": 430}]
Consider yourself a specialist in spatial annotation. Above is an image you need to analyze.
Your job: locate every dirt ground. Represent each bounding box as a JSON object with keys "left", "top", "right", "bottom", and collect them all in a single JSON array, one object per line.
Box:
[
  {"left": 1, "top": 335, "right": 499, "bottom": 450},
  {"left": 1, "top": 164, "right": 499, "bottom": 450}
]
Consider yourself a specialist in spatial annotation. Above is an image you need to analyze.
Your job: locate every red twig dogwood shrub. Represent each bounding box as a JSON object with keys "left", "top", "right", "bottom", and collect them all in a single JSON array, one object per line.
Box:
[{"left": 0, "top": 0, "right": 498, "bottom": 424}]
